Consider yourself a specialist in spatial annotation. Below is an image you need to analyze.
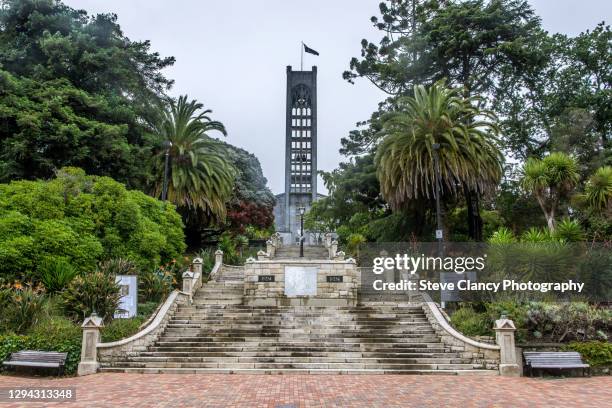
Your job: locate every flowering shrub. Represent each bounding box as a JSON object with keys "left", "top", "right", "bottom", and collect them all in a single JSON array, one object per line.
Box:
[
  {"left": 0, "top": 282, "right": 47, "bottom": 334},
  {"left": 62, "top": 272, "right": 121, "bottom": 323}
]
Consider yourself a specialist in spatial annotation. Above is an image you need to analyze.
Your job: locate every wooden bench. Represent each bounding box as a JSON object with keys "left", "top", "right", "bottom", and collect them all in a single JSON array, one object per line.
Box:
[
  {"left": 523, "top": 351, "right": 590, "bottom": 377},
  {"left": 2, "top": 350, "right": 68, "bottom": 376}
]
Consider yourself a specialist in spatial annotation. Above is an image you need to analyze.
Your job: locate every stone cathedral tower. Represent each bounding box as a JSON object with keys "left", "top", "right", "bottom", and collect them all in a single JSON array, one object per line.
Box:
[{"left": 273, "top": 66, "right": 323, "bottom": 244}]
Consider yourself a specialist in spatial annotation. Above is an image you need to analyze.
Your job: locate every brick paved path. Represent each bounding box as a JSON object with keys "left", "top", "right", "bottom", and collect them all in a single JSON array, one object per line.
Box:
[{"left": 0, "top": 374, "right": 610, "bottom": 407}]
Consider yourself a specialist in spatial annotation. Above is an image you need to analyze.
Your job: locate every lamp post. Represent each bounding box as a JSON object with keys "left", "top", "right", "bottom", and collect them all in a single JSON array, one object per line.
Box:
[
  {"left": 161, "top": 140, "right": 172, "bottom": 202},
  {"left": 298, "top": 206, "right": 305, "bottom": 257},
  {"left": 432, "top": 143, "right": 446, "bottom": 308},
  {"left": 432, "top": 143, "right": 443, "bottom": 243}
]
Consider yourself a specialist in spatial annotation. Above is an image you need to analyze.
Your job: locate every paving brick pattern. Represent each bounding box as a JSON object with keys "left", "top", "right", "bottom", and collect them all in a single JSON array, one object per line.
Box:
[{"left": 0, "top": 373, "right": 610, "bottom": 407}]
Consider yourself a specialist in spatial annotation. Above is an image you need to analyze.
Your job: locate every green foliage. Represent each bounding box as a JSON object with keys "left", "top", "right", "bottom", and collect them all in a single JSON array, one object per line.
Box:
[
  {"left": 62, "top": 272, "right": 121, "bottom": 323},
  {"left": 377, "top": 80, "right": 503, "bottom": 208},
  {"left": 484, "top": 300, "right": 531, "bottom": 342},
  {"left": 488, "top": 227, "right": 517, "bottom": 244},
  {"left": 0, "top": 284, "right": 47, "bottom": 334},
  {"left": 244, "top": 226, "right": 273, "bottom": 240},
  {"left": 218, "top": 233, "right": 239, "bottom": 264},
  {"left": 39, "top": 258, "right": 78, "bottom": 294},
  {"left": 451, "top": 301, "right": 611, "bottom": 344},
  {"left": 521, "top": 152, "right": 580, "bottom": 230},
  {"left": 222, "top": 142, "right": 275, "bottom": 235},
  {"left": 97, "top": 258, "right": 138, "bottom": 277},
  {"left": 583, "top": 166, "right": 612, "bottom": 215},
  {"left": 138, "top": 269, "right": 173, "bottom": 303},
  {"left": 346, "top": 233, "right": 366, "bottom": 259},
  {"left": 521, "top": 228, "right": 554, "bottom": 243},
  {"left": 329, "top": 1, "right": 610, "bottom": 242},
  {"left": 450, "top": 307, "right": 491, "bottom": 337},
  {"left": 101, "top": 317, "right": 145, "bottom": 343},
  {"left": 0, "top": 0, "right": 175, "bottom": 187},
  {"left": 152, "top": 95, "right": 235, "bottom": 222},
  {"left": 0, "top": 331, "right": 81, "bottom": 375},
  {"left": 345, "top": 0, "right": 541, "bottom": 96},
  {"left": 137, "top": 302, "right": 160, "bottom": 319},
  {"left": 554, "top": 218, "right": 585, "bottom": 242},
  {"left": 0, "top": 168, "right": 185, "bottom": 281},
  {"left": 523, "top": 302, "right": 610, "bottom": 342},
  {"left": 196, "top": 248, "right": 218, "bottom": 276},
  {"left": 563, "top": 341, "right": 612, "bottom": 367}
]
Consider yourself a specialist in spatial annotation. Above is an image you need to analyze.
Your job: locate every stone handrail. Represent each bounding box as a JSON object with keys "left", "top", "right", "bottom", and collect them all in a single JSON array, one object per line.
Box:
[
  {"left": 421, "top": 292, "right": 500, "bottom": 351},
  {"left": 97, "top": 289, "right": 187, "bottom": 349},
  {"left": 208, "top": 250, "right": 224, "bottom": 281},
  {"left": 77, "top": 257, "right": 206, "bottom": 376}
]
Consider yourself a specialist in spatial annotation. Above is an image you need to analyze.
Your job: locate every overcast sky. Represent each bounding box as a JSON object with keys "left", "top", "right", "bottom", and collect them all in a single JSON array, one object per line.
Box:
[{"left": 65, "top": 0, "right": 610, "bottom": 194}]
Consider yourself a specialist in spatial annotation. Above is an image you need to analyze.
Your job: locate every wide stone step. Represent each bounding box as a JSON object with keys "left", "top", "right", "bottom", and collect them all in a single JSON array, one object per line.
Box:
[
  {"left": 138, "top": 351, "right": 457, "bottom": 358},
  {"left": 168, "top": 320, "right": 430, "bottom": 326},
  {"left": 194, "top": 299, "right": 244, "bottom": 305},
  {"left": 164, "top": 326, "right": 434, "bottom": 339},
  {"left": 99, "top": 367, "right": 497, "bottom": 375},
  {"left": 154, "top": 340, "right": 445, "bottom": 348},
  {"left": 177, "top": 311, "right": 428, "bottom": 318},
  {"left": 147, "top": 345, "right": 451, "bottom": 353},
  {"left": 102, "top": 361, "right": 478, "bottom": 370},
  {"left": 156, "top": 335, "right": 442, "bottom": 343},
  {"left": 164, "top": 326, "right": 436, "bottom": 333},
  {"left": 126, "top": 356, "right": 469, "bottom": 364}
]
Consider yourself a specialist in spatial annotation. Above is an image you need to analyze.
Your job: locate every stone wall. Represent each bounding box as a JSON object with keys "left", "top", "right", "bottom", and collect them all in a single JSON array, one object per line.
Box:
[
  {"left": 97, "top": 291, "right": 189, "bottom": 365},
  {"left": 243, "top": 258, "right": 360, "bottom": 306},
  {"left": 420, "top": 294, "right": 501, "bottom": 371}
]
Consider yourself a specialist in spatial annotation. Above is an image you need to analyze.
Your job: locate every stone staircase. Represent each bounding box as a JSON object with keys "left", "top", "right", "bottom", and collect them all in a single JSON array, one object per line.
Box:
[
  {"left": 99, "top": 270, "right": 495, "bottom": 375},
  {"left": 274, "top": 245, "right": 329, "bottom": 260}
]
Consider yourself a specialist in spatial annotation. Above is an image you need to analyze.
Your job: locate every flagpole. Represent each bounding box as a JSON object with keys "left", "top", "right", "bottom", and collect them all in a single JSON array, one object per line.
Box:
[{"left": 300, "top": 41, "right": 303, "bottom": 71}]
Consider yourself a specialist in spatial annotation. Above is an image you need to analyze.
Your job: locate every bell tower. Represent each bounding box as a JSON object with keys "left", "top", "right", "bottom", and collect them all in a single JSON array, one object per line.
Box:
[{"left": 274, "top": 65, "right": 318, "bottom": 242}]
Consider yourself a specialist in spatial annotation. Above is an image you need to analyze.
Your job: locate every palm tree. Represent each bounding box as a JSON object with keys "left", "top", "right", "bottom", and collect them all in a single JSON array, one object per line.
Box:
[
  {"left": 375, "top": 80, "right": 503, "bottom": 239},
  {"left": 584, "top": 166, "right": 612, "bottom": 215},
  {"left": 153, "top": 95, "right": 235, "bottom": 221},
  {"left": 521, "top": 152, "right": 579, "bottom": 231}
]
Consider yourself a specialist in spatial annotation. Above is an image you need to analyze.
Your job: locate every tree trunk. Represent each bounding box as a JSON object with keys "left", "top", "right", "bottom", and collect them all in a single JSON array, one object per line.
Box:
[{"left": 463, "top": 184, "right": 483, "bottom": 241}]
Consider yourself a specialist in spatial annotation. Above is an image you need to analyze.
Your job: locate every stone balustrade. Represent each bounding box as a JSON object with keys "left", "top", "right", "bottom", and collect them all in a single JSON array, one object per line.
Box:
[
  {"left": 77, "top": 256, "right": 211, "bottom": 376},
  {"left": 420, "top": 292, "right": 520, "bottom": 376}
]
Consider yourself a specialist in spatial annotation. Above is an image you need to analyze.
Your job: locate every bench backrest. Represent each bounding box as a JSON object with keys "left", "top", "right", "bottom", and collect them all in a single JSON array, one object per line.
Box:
[
  {"left": 8, "top": 350, "right": 67, "bottom": 364},
  {"left": 523, "top": 352, "right": 584, "bottom": 365}
]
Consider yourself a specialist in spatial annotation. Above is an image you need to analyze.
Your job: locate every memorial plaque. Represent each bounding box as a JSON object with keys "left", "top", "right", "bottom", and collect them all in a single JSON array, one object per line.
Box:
[
  {"left": 258, "top": 275, "right": 275, "bottom": 282},
  {"left": 115, "top": 275, "right": 137, "bottom": 318},
  {"left": 326, "top": 275, "right": 343, "bottom": 283},
  {"left": 284, "top": 266, "right": 318, "bottom": 296}
]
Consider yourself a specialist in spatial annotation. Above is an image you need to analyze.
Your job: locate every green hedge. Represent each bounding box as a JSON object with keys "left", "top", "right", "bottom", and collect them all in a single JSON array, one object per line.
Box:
[
  {"left": 0, "top": 333, "right": 81, "bottom": 375},
  {"left": 101, "top": 317, "right": 145, "bottom": 343},
  {"left": 564, "top": 341, "right": 612, "bottom": 367},
  {"left": 0, "top": 167, "right": 186, "bottom": 281},
  {"left": 0, "top": 311, "right": 156, "bottom": 375}
]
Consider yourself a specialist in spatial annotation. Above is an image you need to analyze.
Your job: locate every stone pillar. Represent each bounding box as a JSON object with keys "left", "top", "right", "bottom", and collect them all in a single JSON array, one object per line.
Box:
[
  {"left": 330, "top": 240, "right": 338, "bottom": 259},
  {"left": 494, "top": 315, "right": 520, "bottom": 377},
  {"left": 192, "top": 257, "right": 203, "bottom": 275},
  {"left": 266, "top": 240, "right": 274, "bottom": 256},
  {"left": 324, "top": 233, "right": 332, "bottom": 248},
  {"left": 215, "top": 249, "right": 223, "bottom": 265},
  {"left": 78, "top": 313, "right": 104, "bottom": 376},
  {"left": 182, "top": 271, "right": 195, "bottom": 294}
]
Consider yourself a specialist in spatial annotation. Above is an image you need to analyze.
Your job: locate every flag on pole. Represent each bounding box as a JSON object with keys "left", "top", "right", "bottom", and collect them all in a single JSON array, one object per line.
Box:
[{"left": 303, "top": 43, "right": 319, "bottom": 56}]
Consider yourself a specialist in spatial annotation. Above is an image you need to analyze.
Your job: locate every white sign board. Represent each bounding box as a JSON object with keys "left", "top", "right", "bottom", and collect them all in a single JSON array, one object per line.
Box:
[
  {"left": 115, "top": 275, "right": 137, "bottom": 318},
  {"left": 284, "top": 266, "right": 318, "bottom": 297}
]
